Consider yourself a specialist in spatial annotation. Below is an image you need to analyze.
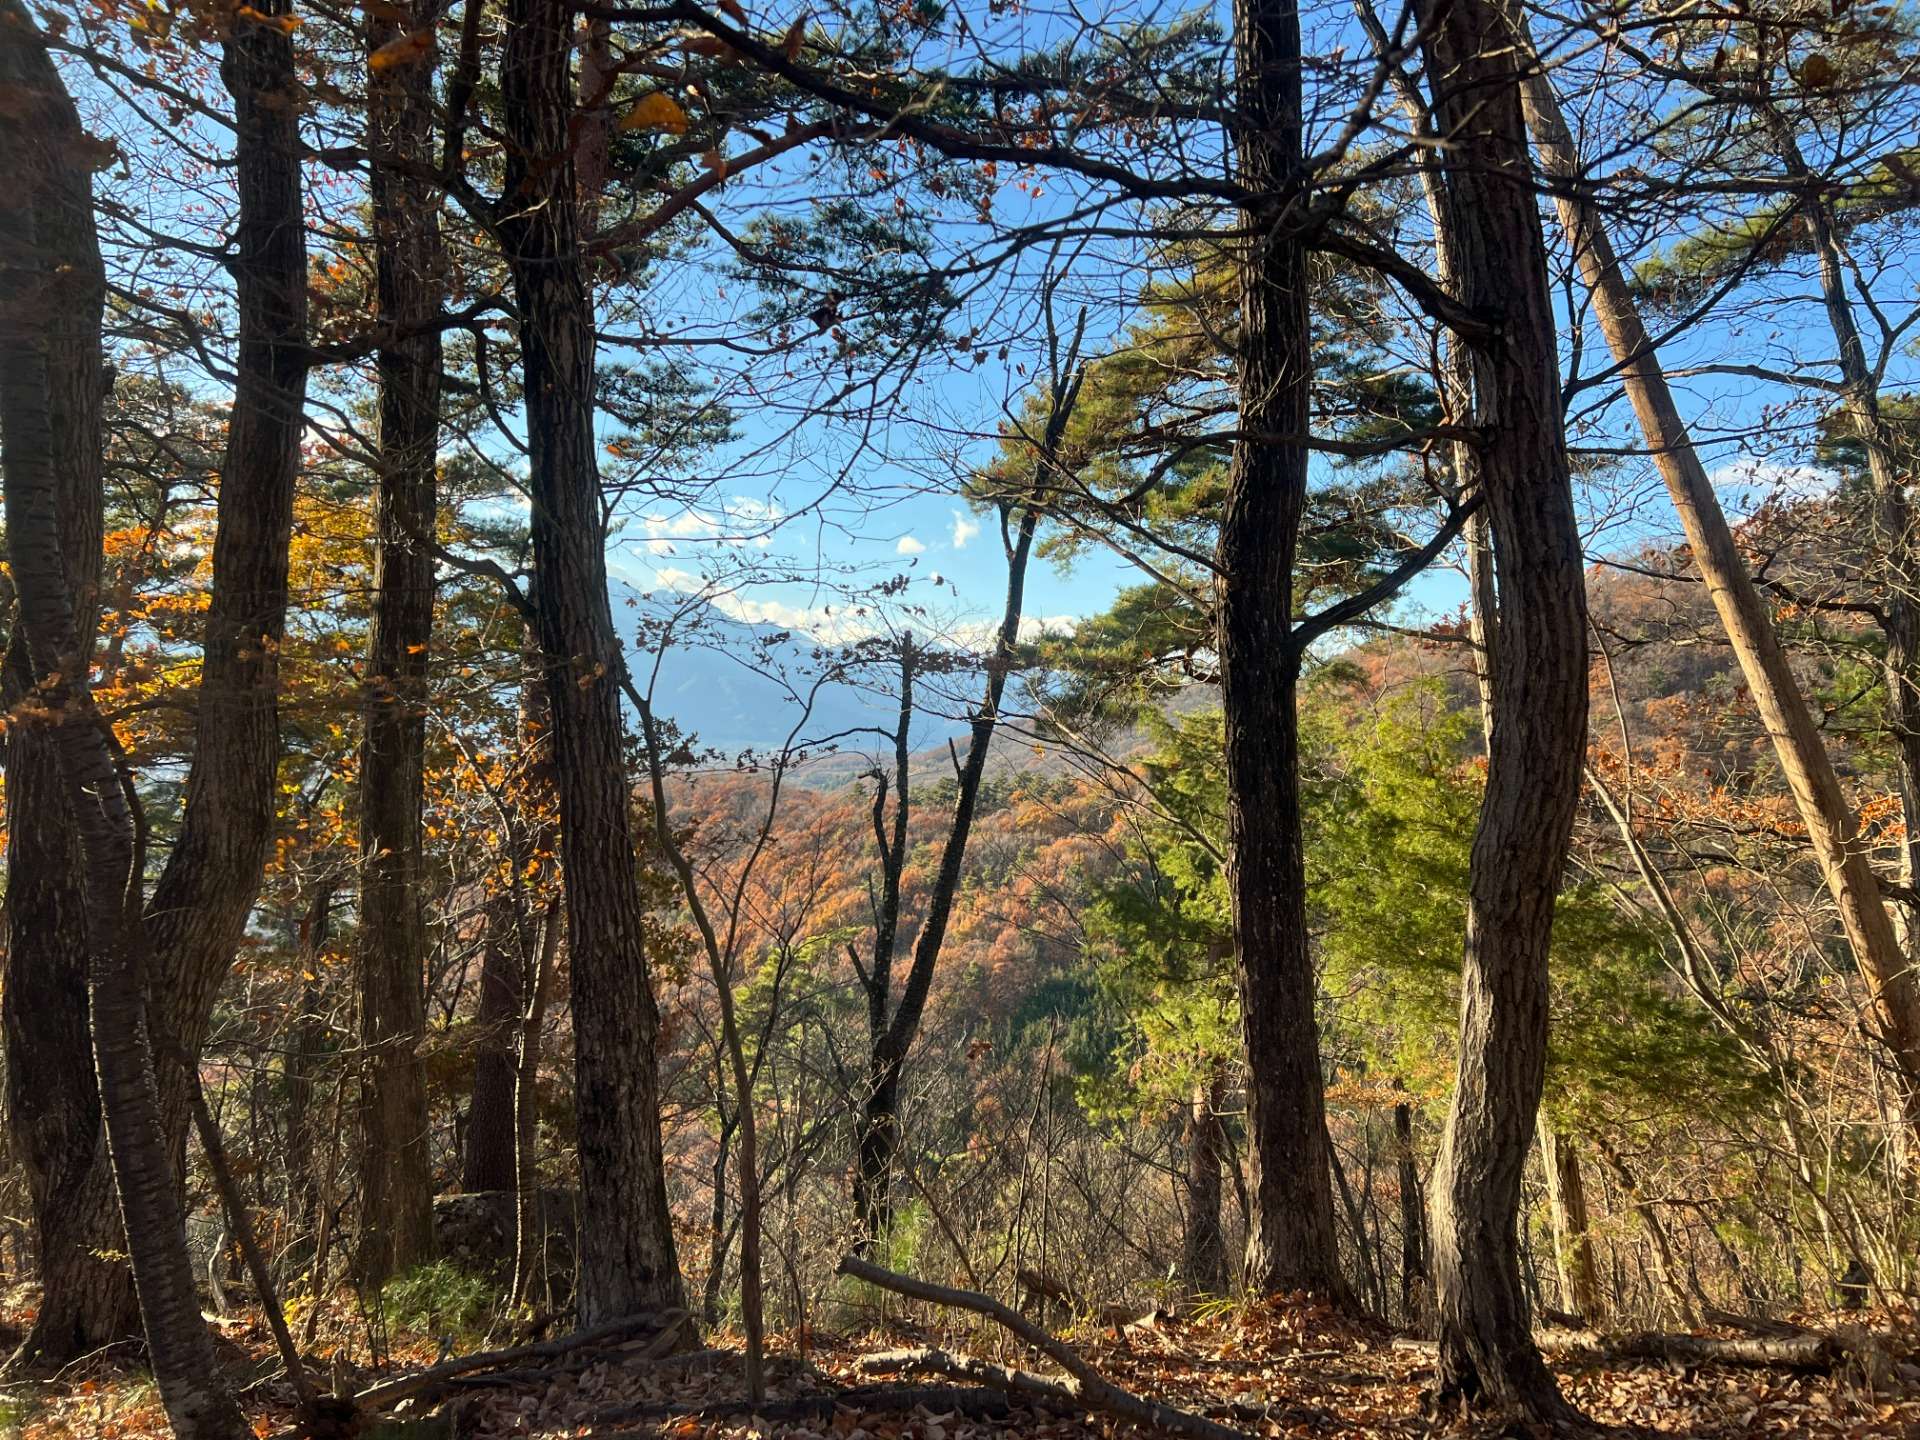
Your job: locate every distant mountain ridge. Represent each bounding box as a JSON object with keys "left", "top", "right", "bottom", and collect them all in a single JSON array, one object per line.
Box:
[{"left": 611, "top": 582, "right": 971, "bottom": 758}]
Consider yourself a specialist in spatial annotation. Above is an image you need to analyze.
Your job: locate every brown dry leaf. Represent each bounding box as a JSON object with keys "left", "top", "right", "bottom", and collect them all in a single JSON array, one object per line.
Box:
[{"left": 781, "top": 12, "right": 808, "bottom": 60}]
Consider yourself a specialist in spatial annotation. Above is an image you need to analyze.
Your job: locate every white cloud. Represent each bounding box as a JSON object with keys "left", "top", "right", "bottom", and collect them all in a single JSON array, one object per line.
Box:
[
  {"left": 946, "top": 614, "right": 1080, "bottom": 648},
  {"left": 896, "top": 534, "right": 927, "bottom": 556},
  {"left": 1708, "top": 459, "right": 1834, "bottom": 515},
  {"left": 950, "top": 510, "right": 981, "bottom": 549},
  {"left": 636, "top": 498, "right": 782, "bottom": 556},
  {"left": 709, "top": 593, "right": 886, "bottom": 644}
]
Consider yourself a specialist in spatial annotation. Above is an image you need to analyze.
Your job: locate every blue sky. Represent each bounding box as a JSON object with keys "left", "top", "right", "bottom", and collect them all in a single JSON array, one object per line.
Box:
[{"left": 51, "top": 0, "right": 1916, "bottom": 669}]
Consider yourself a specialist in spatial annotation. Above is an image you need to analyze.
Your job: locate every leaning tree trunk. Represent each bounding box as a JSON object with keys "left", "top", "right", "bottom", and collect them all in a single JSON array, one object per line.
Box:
[
  {"left": 1217, "top": 0, "right": 1348, "bottom": 1303},
  {"left": 0, "top": 68, "right": 249, "bottom": 1438},
  {"left": 1518, "top": 55, "right": 1920, "bottom": 1151},
  {"left": 135, "top": 0, "right": 309, "bottom": 1178},
  {"left": 354, "top": 0, "right": 443, "bottom": 1290},
  {"left": 1418, "top": 0, "right": 1589, "bottom": 1420},
  {"left": 497, "top": 0, "right": 684, "bottom": 1322},
  {"left": 0, "top": 0, "right": 140, "bottom": 1370}
]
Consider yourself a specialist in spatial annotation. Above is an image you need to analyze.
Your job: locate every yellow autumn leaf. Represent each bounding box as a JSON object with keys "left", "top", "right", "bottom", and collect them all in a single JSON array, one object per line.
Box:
[{"left": 618, "top": 90, "right": 690, "bottom": 135}]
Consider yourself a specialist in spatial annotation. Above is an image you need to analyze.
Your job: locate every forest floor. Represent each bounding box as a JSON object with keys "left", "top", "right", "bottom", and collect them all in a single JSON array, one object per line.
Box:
[{"left": 1, "top": 1287, "right": 1915, "bottom": 1440}]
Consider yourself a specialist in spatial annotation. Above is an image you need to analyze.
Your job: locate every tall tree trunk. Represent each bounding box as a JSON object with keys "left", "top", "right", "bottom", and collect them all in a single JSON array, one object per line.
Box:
[
  {"left": 135, "top": 0, "right": 309, "bottom": 1180},
  {"left": 1418, "top": 0, "right": 1588, "bottom": 1419},
  {"left": 1537, "top": 1123, "right": 1602, "bottom": 1323},
  {"left": 1218, "top": 0, "right": 1348, "bottom": 1303},
  {"left": 0, "top": 58, "right": 248, "bottom": 1434},
  {"left": 1393, "top": 1100, "right": 1428, "bottom": 1325},
  {"left": 1180, "top": 1069, "right": 1229, "bottom": 1296},
  {"left": 511, "top": 895, "right": 561, "bottom": 1307},
  {"left": 464, "top": 900, "right": 522, "bottom": 1194},
  {"left": 285, "top": 885, "right": 336, "bottom": 1240},
  {"left": 0, "top": 0, "right": 139, "bottom": 1369},
  {"left": 1517, "top": 53, "right": 1920, "bottom": 1147},
  {"left": 354, "top": 0, "right": 443, "bottom": 1290},
  {"left": 496, "top": 0, "right": 684, "bottom": 1322}
]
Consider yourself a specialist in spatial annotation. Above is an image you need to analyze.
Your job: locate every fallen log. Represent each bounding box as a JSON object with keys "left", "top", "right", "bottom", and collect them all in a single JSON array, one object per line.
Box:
[
  {"left": 857, "top": 1346, "right": 1334, "bottom": 1430},
  {"left": 837, "top": 1254, "right": 1250, "bottom": 1440},
  {"left": 1394, "top": 1327, "right": 1838, "bottom": 1371},
  {"left": 1583, "top": 1330, "right": 1837, "bottom": 1371},
  {"left": 354, "top": 1308, "right": 687, "bottom": 1413}
]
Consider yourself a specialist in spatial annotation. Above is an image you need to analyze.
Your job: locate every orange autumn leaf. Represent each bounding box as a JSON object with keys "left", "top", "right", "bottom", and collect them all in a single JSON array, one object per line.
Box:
[
  {"left": 617, "top": 90, "right": 690, "bottom": 134},
  {"left": 369, "top": 29, "right": 433, "bottom": 71}
]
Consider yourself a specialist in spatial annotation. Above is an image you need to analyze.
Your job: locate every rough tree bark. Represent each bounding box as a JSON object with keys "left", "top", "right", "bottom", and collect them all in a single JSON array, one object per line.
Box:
[
  {"left": 1217, "top": 0, "right": 1348, "bottom": 1302},
  {"left": 355, "top": 0, "right": 443, "bottom": 1289},
  {"left": 1417, "top": 0, "right": 1590, "bottom": 1418},
  {"left": 1517, "top": 50, "right": 1920, "bottom": 1146},
  {"left": 0, "top": 50, "right": 249, "bottom": 1435},
  {"left": 0, "top": 0, "right": 140, "bottom": 1370},
  {"left": 496, "top": 0, "right": 684, "bottom": 1321},
  {"left": 113, "top": 0, "right": 309, "bottom": 1205}
]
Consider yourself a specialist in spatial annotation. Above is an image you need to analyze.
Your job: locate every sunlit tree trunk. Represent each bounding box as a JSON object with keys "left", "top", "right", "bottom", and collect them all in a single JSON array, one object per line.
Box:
[
  {"left": 116, "top": 0, "right": 310, "bottom": 1204},
  {"left": 1417, "top": 0, "right": 1588, "bottom": 1418}
]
